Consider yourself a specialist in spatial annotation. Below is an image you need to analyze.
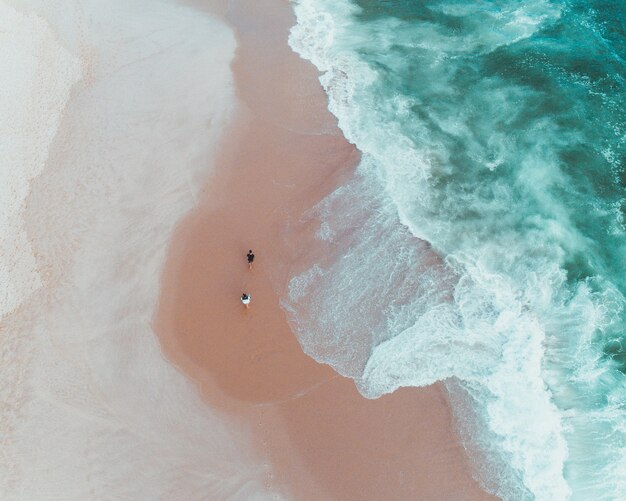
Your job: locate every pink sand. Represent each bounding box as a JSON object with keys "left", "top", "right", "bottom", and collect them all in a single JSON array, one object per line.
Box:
[{"left": 156, "top": 1, "right": 497, "bottom": 499}]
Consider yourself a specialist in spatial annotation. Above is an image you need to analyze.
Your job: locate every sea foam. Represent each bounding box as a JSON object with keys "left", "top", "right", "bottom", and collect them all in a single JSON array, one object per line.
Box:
[{"left": 288, "top": 0, "right": 626, "bottom": 499}]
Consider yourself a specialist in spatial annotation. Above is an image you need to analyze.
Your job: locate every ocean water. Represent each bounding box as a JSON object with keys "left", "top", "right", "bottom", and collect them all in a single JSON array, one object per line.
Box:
[{"left": 288, "top": 0, "right": 626, "bottom": 499}]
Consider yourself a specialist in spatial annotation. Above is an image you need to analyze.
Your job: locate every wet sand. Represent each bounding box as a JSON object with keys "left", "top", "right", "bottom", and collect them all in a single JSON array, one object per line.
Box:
[{"left": 156, "top": 0, "right": 497, "bottom": 499}]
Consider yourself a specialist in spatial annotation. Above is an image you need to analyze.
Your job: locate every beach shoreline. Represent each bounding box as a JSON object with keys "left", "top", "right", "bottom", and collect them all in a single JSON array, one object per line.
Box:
[{"left": 155, "top": 0, "right": 496, "bottom": 499}]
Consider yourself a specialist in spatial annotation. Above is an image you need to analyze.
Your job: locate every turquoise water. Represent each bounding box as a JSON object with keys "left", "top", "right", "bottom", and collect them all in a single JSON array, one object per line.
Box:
[{"left": 288, "top": 0, "right": 625, "bottom": 499}]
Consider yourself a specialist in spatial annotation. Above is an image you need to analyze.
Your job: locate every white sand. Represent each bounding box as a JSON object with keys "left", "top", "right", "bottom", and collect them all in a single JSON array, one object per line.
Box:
[
  {"left": 1, "top": 1, "right": 280, "bottom": 498},
  {"left": 0, "top": 1, "right": 80, "bottom": 319}
]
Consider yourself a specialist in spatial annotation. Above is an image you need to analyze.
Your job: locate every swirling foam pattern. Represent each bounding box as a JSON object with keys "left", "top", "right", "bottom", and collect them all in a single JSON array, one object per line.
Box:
[{"left": 287, "top": 1, "right": 626, "bottom": 499}]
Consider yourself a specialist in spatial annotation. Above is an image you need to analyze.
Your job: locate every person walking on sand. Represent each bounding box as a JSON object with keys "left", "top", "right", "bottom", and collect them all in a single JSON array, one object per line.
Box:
[
  {"left": 246, "top": 250, "right": 255, "bottom": 270},
  {"left": 241, "top": 293, "right": 251, "bottom": 309}
]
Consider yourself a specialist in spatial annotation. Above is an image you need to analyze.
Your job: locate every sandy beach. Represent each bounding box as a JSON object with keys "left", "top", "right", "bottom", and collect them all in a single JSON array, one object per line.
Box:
[
  {"left": 156, "top": 0, "right": 496, "bottom": 499},
  {"left": 3, "top": 0, "right": 274, "bottom": 498},
  {"left": 4, "top": 0, "right": 622, "bottom": 498}
]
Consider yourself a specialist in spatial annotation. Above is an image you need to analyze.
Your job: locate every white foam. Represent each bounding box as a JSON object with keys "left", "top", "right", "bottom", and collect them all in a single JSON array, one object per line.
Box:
[
  {"left": 287, "top": 1, "right": 580, "bottom": 499},
  {"left": 1, "top": 1, "right": 281, "bottom": 498}
]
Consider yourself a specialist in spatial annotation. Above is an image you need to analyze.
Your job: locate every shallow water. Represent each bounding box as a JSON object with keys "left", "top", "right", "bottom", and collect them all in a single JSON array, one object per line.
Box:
[{"left": 288, "top": 0, "right": 626, "bottom": 499}]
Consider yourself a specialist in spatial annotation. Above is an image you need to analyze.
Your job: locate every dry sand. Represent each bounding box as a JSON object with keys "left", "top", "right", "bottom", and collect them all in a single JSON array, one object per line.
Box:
[
  {"left": 156, "top": 0, "right": 497, "bottom": 499},
  {"left": 3, "top": 1, "right": 276, "bottom": 498}
]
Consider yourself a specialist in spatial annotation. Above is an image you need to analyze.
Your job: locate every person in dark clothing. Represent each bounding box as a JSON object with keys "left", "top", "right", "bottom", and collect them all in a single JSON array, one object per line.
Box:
[
  {"left": 247, "top": 250, "right": 255, "bottom": 270},
  {"left": 241, "top": 293, "right": 251, "bottom": 309}
]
